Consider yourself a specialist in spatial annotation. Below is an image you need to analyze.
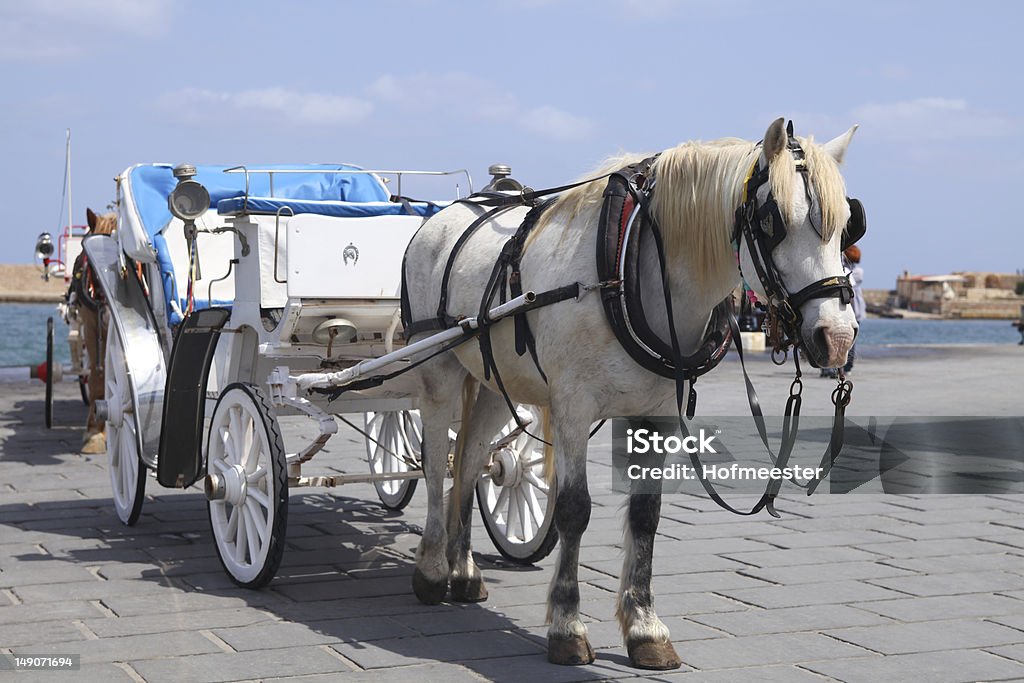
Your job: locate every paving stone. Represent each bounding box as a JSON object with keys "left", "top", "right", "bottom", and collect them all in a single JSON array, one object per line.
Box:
[
  {"left": 463, "top": 652, "right": 646, "bottom": 681},
  {"left": 587, "top": 570, "right": 770, "bottom": 595},
  {"left": 263, "top": 662, "right": 487, "bottom": 683},
  {"left": 331, "top": 630, "right": 543, "bottom": 668},
  {"left": 11, "top": 577, "right": 178, "bottom": 604},
  {"left": 628, "top": 663, "right": 835, "bottom": 682},
  {"left": 986, "top": 643, "right": 1024, "bottom": 663},
  {"left": 883, "top": 551, "right": 1024, "bottom": 574},
  {"left": 803, "top": 649, "right": 1024, "bottom": 683},
  {"left": 84, "top": 607, "right": 277, "bottom": 638},
  {"left": 0, "top": 619, "right": 89, "bottom": 647},
  {"left": 674, "top": 632, "right": 873, "bottom": 669},
  {"left": 854, "top": 593, "right": 1024, "bottom": 622},
  {"left": 722, "top": 545, "right": 882, "bottom": 569},
  {"left": 865, "top": 570, "right": 1024, "bottom": 597},
  {"left": 100, "top": 587, "right": 291, "bottom": 617},
  {"left": 131, "top": 645, "right": 351, "bottom": 682},
  {"left": 853, "top": 537, "right": 1010, "bottom": 559},
  {"left": 0, "top": 563, "right": 98, "bottom": 587},
  {"left": 718, "top": 579, "right": 903, "bottom": 609},
  {"left": 0, "top": 601, "right": 102, "bottom": 625},
  {"left": 751, "top": 528, "right": 903, "bottom": 549},
  {"left": 214, "top": 616, "right": 415, "bottom": 650},
  {"left": 11, "top": 630, "right": 221, "bottom": 664},
  {"left": 738, "top": 559, "right": 914, "bottom": 585},
  {"left": 690, "top": 604, "right": 895, "bottom": 637},
  {"left": 988, "top": 613, "right": 1024, "bottom": 632},
  {"left": 826, "top": 619, "right": 1024, "bottom": 655}
]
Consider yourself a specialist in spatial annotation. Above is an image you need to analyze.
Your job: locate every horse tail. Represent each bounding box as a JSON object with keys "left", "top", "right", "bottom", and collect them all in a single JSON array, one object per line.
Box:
[{"left": 447, "top": 374, "right": 479, "bottom": 531}]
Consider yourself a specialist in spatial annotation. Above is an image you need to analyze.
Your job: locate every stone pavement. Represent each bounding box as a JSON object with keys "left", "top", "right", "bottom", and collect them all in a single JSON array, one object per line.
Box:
[{"left": 1, "top": 345, "right": 1022, "bottom": 682}]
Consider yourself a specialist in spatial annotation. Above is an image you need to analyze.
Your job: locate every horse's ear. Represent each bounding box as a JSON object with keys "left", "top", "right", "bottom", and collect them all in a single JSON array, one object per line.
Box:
[
  {"left": 822, "top": 124, "right": 859, "bottom": 164},
  {"left": 86, "top": 208, "right": 97, "bottom": 232},
  {"left": 763, "top": 117, "right": 787, "bottom": 162}
]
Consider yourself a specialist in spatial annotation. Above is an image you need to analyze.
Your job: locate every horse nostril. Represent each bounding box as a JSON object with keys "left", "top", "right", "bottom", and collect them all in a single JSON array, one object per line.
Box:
[
  {"left": 813, "top": 326, "right": 829, "bottom": 355},
  {"left": 852, "top": 326, "right": 859, "bottom": 341}
]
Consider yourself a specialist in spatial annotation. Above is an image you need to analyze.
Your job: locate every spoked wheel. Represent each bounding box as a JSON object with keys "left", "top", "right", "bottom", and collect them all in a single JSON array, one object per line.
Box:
[
  {"left": 476, "top": 405, "right": 558, "bottom": 564},
  {"left": 206, "top": 383, "right": 288, "bottom": 589},
  {"left": 104, "top": 319, "right": 146, "bottom": 526},
  {"left": 364, "top": 411, "right": 421, "bottom": 510},
  {"left": 44, "top": 317, "right": 54, "bottom": 428}
]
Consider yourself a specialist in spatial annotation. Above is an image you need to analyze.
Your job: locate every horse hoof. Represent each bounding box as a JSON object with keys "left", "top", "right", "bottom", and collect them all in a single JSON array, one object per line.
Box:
[
  {"left": 412, "top": 568, "right": 447, "bottom": 605},
  {"left": 547, "top": 634, "right": 595, "bottom": 666},
  {"left": 450, "top": 577, "right": 488, "bottom": 603},
  {"left": 627, "top": 639, "right": 682, "bottom": 670},
  {"left": 81, "top": 433, "right": 106, "bottom": 455}
]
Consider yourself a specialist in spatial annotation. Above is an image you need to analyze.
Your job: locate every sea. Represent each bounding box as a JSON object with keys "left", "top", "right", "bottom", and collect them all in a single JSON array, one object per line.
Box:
[{"left": 0, "top": 303, "right": 1020, "bottom": 368}]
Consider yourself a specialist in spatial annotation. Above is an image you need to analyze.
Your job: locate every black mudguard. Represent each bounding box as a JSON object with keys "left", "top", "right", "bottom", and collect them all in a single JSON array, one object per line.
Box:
[{"left": 157, "top": 307, "right": 231, "bottom": 488}]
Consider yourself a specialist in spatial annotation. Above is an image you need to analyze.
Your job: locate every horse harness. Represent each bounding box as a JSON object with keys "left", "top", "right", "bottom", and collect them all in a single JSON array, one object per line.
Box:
[
  {"left": 390, "top": 125, "right": 867, "bottom": 515},
  {"left": 733, "top": 122, "right": 866, "bottom": 365}
]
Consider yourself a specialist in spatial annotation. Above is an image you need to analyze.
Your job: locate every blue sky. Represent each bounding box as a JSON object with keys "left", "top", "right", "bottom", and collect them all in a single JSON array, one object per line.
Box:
[{"left": 2, "top": 0, "right": 1020, "bottom": 288}]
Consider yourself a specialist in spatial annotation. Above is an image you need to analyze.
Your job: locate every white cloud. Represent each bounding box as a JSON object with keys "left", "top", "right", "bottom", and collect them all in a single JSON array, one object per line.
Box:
[
  {"left": 520, "top": 105, "right": 598, "bottom": 141},
  {"left": 0, "top": 0, "right": 171, "bottom": 60},
  {"left": 27, "top": 0, "right": 170, "bottom": 32},
  {"left": 851, "top": 97, "right": 1019, "bottom": 140},
  {"left": 786, "top": 97, "right": 1020, "bottom": 144},
  {"left": 367, "top": 72, "right": 595, "bottom": 142},
  {"left": 159, "top": 87, "right": 374, "bottom": 127}
]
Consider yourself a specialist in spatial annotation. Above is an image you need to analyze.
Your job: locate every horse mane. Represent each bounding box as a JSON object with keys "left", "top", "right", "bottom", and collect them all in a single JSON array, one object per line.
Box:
[{"left": 531, "top": 134, "right": 848, "bottom": 285}]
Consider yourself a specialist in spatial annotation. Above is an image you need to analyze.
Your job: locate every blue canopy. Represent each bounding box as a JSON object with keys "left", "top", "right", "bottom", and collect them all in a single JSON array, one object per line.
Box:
[{"left": 126, "top": 163, "right": 391, "bottom": 239}]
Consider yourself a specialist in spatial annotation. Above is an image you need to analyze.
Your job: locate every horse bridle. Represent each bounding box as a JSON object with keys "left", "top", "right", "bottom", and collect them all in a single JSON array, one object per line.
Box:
[{"left": 733, "top": 127, "right": 866, "bottom": 365}]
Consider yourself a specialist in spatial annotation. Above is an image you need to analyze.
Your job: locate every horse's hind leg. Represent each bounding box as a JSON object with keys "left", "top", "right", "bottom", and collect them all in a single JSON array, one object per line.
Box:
[
  {"left": 445, "top": 386, "right": 509, "bottom": 602},
  {"left": 546, "top": 410, "right": 595, "bottom": 665},
  {"left": 411, "top": 355, "right": 466, "bottom": 605},
  {"left": 617, "top": 493, "right": 681, "bottom": 670}
]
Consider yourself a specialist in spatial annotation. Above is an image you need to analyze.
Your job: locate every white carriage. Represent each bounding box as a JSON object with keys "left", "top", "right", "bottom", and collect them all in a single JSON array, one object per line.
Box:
[{"left": 84, "top": 162, "right": 557, "bottom": 587}]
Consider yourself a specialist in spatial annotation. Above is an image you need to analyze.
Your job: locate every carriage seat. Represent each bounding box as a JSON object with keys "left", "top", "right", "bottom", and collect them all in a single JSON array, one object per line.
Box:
[{"left": 216, "top": 197, "right": 444, "bottom": 219}]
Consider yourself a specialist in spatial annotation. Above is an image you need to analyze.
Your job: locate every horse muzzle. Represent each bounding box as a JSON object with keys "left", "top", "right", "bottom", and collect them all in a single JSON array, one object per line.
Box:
[{"left": 806, "top": 324, "right": 857, "bottom": 368}]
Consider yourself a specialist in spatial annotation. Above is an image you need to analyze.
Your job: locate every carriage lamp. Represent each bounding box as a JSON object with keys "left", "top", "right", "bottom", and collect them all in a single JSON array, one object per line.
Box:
[
  {"left": 169, "top": 163, "right": 211, "bottom": 281},
  {"left": 35, "top": 232, "right": 54, "bottom": 259},
  {"left": 168, "top": 164, "right": 210, "bottom": 222}
]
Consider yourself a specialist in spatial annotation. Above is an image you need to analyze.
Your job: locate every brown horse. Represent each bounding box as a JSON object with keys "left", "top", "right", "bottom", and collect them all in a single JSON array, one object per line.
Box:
[{"left": 75, "top": 208, "right": 115, "bottom": 454}]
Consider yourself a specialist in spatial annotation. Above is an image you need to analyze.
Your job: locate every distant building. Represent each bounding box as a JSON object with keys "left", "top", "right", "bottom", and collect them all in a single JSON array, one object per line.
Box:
[{"left": 895, "top": 271, "right": 1024, "bottom": 318}]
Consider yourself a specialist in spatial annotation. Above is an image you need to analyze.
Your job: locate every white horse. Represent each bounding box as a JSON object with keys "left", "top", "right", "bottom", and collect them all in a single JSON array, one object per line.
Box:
[{"left": 402, "top": 118, "right": 859, "bottom": 669}]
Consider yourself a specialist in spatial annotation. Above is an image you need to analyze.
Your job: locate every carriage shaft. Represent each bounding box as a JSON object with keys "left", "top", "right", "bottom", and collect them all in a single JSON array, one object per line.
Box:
[{"left": 294, "top": 291, "right": 537, "bottom": 391}]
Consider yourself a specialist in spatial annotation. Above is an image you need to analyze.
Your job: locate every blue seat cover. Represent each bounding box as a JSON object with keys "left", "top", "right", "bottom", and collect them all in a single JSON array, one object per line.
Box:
[
  {"left": 125, "top": 163, "right": 395, "bottom": 324},
  {"left": 216, "top": 197, "right": 443, "bottom": 218}
]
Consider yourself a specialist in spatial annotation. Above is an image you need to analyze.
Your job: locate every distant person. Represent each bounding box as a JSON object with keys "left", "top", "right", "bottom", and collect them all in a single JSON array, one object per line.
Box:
[{"left": 822, "top": 245, "right": 865, "bottom": 377}]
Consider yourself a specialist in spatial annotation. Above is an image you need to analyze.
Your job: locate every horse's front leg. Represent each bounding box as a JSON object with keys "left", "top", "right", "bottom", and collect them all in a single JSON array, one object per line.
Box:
[
  {"left": 617, "top": 493, "right": 681, "bottom": 670},
  {"left": 546, "top": 411, "right": 595, "bottom": 665},
  {"left": 445, "top": 386, "right": 509, "bottom": 602}
]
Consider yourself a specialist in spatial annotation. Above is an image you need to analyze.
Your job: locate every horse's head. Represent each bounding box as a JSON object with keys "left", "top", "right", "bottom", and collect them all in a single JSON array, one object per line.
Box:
[
  {"left": 737, "top": 118, "right": 862, "bottom": 368},
  {"left": 86, "top": 207, "right": 116, "bottom": 236}
]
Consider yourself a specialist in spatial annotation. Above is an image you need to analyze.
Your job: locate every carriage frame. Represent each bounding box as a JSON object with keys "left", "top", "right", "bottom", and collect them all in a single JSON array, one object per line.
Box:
[{"left": 84, "top": 161, "right": 558, "bottom": 587}]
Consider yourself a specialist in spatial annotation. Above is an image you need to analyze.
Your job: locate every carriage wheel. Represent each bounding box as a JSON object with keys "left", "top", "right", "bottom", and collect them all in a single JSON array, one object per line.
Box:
[
  {"left": 364, "top": 411, "right": 420, "bottom": 510},
  {"left": 476, "top": 405, "right": 558, "bottom": 564},
  {"left": 104, "top": 319, "right": 147, "bottom": 525},
  {"left": 44, "top": 317, "right": 54, "bottom": 428},
  {"left": 207, "top": 383, "right": 288, "bottom": 589}
]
